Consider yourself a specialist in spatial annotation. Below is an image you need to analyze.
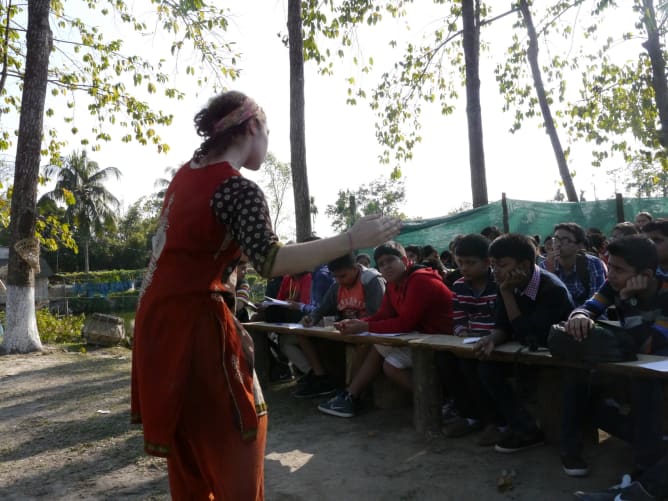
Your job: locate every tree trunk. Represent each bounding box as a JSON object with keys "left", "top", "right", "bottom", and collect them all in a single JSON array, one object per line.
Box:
[
  {"left": 519, "top": 0, "right": 578, "bottom": 202},
  {"left": 3, "top": 0, "right": 51, "bottom": 353},
  {"left": 462, "top": 0, "right": 488, "bottom": 208},
  {"left": 640, "top": 0, "right": 668, "bottom": 151},
  {"left": 84, "top": 238, "right": 90, "bottom": 273},
  {"left": 287, "top": 0, "right": 313, "bottom": 242}
]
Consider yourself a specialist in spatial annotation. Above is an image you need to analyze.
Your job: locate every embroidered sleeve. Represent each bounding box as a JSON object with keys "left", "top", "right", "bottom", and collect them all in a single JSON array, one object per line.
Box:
[{"left": 211, "top": 176, "right": 281, "bottom": 278}]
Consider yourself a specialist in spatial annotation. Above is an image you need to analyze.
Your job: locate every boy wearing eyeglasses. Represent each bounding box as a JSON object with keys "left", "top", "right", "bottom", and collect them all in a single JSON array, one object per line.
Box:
[{"left": 541, "top": 222, "right": 607, "bottom": 307}]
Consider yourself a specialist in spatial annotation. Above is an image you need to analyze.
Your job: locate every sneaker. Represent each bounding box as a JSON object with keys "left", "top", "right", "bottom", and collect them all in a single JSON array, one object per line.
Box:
[
  {"left": 477, "top": 424, "right": 512, "bottom": 447},
  {"left": 317, "top": 390, "right": 357, "bottom": 418},
  {"left": 573, "top": 480, "right": 655, "bottom": 501},
  {"left": 296, "top": 370, "right": 315, "bottom": 387},
  {"left": 443, "top": 418, "right": 483, "bottom": 438},
  {"left": 293, "top": 376, "right": 337, "bottom": 399},
  {"left": 494, "top": 430, "right": 545, "bottom": 453},
  {"left": 561, "top": 454, "right": 589, "bottom": 477}
]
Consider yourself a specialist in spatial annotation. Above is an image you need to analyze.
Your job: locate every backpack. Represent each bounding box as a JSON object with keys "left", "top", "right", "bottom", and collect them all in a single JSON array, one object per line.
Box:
[
  {"left": 574, "top": 251, "right": 591, "bottom": 304},
  {"left": 548, "top": 321, "right": 637, "bottom": 365}
]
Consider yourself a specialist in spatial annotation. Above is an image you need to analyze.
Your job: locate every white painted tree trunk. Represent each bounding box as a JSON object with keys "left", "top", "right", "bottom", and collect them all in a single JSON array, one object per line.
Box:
[{"left": 2, "top": 285, "right": 41, "bottom": 353}]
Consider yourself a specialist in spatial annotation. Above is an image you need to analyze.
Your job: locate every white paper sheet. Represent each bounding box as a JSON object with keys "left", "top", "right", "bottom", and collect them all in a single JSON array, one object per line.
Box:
[
  {"left": 261, "top": 296, "right": 290, "bottom": 308},
  {"left": 462, "top": 337, "right": 481, "bottom": 344},
  {"left": 355, "top": 331, "right": 413, "bottom": 337},
  {"left": 635, "top": 359, "right": 668, "bottom": 372}
]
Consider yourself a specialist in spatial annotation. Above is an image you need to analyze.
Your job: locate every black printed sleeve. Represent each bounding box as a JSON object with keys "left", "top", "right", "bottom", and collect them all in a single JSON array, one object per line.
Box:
[{"left": 211, "top": 176, "right": 281, "bottom": 277}]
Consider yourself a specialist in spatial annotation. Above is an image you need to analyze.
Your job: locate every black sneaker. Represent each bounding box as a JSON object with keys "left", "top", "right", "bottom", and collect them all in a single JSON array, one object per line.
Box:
[
  {"left": 293, "top": 376, "right": 337, "bottom": 399},
  {"left": 317, "top": 390, "right": 357, "bottom": 418},
  {"left": 296, "top": 370, "right": 315, "bottom": 387},
  {"left": 494, "top": 430, "right": 545, "bottom": 453},
  {"left": 561, "top": 454, "right": 589, "bottom": 477}
]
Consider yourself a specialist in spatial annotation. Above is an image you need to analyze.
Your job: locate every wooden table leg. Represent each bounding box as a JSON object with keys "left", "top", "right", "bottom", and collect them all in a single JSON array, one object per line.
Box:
[{"left": 412, "top": 347, "right": 442, "bottom": 434}]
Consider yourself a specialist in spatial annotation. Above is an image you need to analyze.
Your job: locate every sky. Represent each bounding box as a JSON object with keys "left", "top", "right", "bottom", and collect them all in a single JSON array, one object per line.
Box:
[{"left": 22, "top": 1, "right": 648, "bottom": 239}]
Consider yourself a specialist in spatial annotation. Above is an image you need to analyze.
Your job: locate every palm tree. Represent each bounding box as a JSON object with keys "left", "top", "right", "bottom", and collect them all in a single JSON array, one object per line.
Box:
[
  {"left": 40, "top": 150, "right": 122, "bottom": 272},
  {"left": 153, "top": 165, "right": 178, "bottom": 201}
]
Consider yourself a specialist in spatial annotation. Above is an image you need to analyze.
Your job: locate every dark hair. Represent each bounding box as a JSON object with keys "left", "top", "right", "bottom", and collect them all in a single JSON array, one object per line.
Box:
[
  {"left": 488, "top": 233, "right": 536, "bottom": 263},
  {"left": 374, "top": 241, "right": 406, "bottom": 261},
  {"left": 328, "top": 253, "right": 356, "bottom": 272},
  {"left": 480, "top": 226, "right": 501, "bottom": 240},
  {"left": 636, "top": 211, "right": 653, "bottom": 221},
  {"left": 554, "top": 222, "right": 586, "bottom": 244},
  {"left": 607, "top": 235, "right": 657, "bottom": 273},
  {"left": 642, "top": 218, "right": 668, "bottom": 237},
  {"left": 613, "top": 222, "right": 640, "bottom": 237},
  {"left": 453, "top": 233, "right": 490, "bottom": 260},
  {"left": 192, "top": 90, "right": 262, "bottom": 163},
  {"left": 422, "top": 245, "right": 438, "bottom": 258},
  {"left": 405, "top": 245, "right": 422, "bottom": 262},
  {"left": 440, "top": 249, "right": 453, "bottom": 266},
  {"left": 422, "top": 258, "right": 445, "bottom": 273},
  {"left": 587, "top": 232, "right": 606, "bottom": 253}
]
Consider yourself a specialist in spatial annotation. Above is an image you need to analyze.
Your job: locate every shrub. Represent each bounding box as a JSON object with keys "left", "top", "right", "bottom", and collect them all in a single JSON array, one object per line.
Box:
[{"left": 0, "top": 309, "right": 85, "bottom": 345}]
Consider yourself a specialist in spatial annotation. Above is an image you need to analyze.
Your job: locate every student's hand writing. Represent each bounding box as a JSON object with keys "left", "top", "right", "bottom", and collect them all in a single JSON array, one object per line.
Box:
[
  {"left": 619, "top": 275, "right": 649, "bottom": 301},
  {"left": 499, "top": 268, "right": 528, "bottom": 292},
  {"left": 564, "top": 315, "right": 594, "bottom": 341},
  {"left": 474, "top": 336, "right": 495, "bottom": 359},
  {"left": 301, "top": 315, "right": 314, "bottom": 327},
  {"left": 347, "top": 214, "right": 402, "bottom": 250},
  {"left": 335, "top": 319, "right": 367, "bottom": 335},
  {"left": 455, "top": 329, "right": 473, "bottom": 338}
]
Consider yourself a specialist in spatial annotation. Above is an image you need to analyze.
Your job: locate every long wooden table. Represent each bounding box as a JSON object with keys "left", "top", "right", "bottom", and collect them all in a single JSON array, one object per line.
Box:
[{"left": 244, "top": 322, "right": 668, "bottom": 437}]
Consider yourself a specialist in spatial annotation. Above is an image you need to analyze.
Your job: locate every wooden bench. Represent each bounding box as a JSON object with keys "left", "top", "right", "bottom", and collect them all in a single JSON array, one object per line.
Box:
[{"left": 244, "top": 322, "right": 668, "bottom": 440}]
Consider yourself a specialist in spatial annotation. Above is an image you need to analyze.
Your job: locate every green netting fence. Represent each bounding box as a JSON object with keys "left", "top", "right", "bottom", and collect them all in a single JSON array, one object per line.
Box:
[{"left": 387, "top": 196, "right": 668, "bottom": 251}]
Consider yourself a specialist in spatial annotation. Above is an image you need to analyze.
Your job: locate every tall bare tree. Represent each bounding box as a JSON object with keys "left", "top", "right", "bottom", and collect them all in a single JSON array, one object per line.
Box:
[
  {"left": 462, "top": 0, "right": 488, "bottom": 207},
  {"left": 287, "top": 0, "right": 313, "bottom": 242},
  {"left": 518, "top": 0, "right": 578, "bottom": 201},
  {"left": 3, "top": 0, "right": 51, "bottom": 353}
]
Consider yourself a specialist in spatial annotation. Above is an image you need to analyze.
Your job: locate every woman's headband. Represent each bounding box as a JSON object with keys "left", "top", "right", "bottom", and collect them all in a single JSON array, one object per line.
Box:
[{"left": 212, "top": 97, "right": 261, "bottom": 134}]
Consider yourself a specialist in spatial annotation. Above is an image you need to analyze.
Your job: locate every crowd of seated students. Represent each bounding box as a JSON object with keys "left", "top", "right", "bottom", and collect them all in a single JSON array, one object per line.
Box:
[{"left": 239, "top": 213, "right": 667, "bottom": 500}]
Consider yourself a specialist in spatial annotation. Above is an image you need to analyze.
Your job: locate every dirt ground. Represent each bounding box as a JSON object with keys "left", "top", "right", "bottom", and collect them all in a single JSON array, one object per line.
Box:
[{"left": 0, "top": 347, "right": 637, "bottom": 500}]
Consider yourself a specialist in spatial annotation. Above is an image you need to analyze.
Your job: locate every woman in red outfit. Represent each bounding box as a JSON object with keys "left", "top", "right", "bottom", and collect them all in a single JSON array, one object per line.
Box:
[{"left": 131, "top": 90, "right": 400, "bottom": 500}]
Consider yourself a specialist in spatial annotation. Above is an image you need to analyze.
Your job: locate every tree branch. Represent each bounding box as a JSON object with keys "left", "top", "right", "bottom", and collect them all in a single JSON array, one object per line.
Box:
[{"left": 0, "top": 0, "right": 12, "bottom": 96}]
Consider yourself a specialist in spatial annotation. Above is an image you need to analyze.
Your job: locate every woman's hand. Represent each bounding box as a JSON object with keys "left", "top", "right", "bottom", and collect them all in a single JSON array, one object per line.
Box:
[{"left": 347, "top": 214, "right": 402, "bottom": 250}]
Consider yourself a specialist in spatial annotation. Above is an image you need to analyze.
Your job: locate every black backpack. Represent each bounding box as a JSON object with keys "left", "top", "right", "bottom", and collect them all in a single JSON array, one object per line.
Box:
[{"left": 548, "top": 321, "right": 637, "bottom": 365}]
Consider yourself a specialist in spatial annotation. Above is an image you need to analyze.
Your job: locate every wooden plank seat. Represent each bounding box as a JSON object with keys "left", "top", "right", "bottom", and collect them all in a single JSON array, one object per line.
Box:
[{"left": 244, "top": 322, "right": 668, "bottom": 440}]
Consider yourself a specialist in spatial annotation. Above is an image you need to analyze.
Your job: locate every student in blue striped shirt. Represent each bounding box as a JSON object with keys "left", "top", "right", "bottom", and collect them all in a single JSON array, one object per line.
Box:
[{"left": 437, "top": 234, "right": 504, "bottom": 443}]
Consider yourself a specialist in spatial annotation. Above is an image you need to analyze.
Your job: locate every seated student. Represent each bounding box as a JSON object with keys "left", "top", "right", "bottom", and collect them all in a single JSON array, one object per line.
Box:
[
  {"left": 355, "top": 252, "right": 372, "bottom": 268},
  {"left": 436, "top": 234, "right": 502, "bottom": 442},
  {"left": 405, "top": 245, "right": 422, "bottom": 264},
  {"left": 474, "top": 233, "right": 573, "bottom": 453},
  {"left": 642, "top": 218, "right": 668, "bottom": 280},
  {"left": 574, "top": 450, "right": 668, "bottom": 501},
  {"left": 234, "top": 255, "right": 252, "bottom": 323},
  {"left": 540, "top": 222, "right": 607, "bottom": 307},
  {"left": 293, "top": 253, "right": 386, "bottom": 398},
  {"left": 635, "top": 211, "right": 653, "bottom": 230},
  {"left": 611, "top": 221, "right": 640, "bottom": 240},
  {"left": 422, "top": 244, "right": 440, "bottom": 262},
  {"left": 317, "top": 241, "right": 453, "bottom": 418},
  {"left": 561, "top": 235, "right": 668, "bottom": 478}
]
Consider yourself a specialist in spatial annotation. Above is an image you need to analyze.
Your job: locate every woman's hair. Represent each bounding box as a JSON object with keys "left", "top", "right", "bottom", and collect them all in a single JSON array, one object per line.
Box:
[{"left": 192, "top": 90, "right": 264, "bottom": 163}]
